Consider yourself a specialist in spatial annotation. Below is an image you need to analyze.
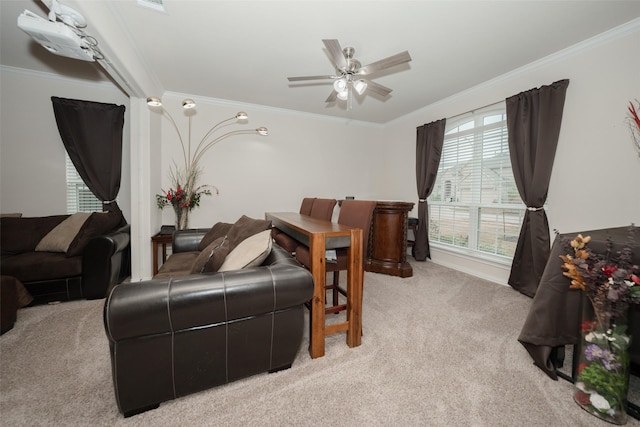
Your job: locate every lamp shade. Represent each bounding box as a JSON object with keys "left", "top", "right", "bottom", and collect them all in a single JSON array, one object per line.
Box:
[
  {"left": 236, "top": 112, "right": 248, "bottom": 120},
  {"left": 182, "top": 99, "right": 196, "bottom": 109},
  {"left": 353, "top": 80, "right": 367, "bottom": 95},
  {"left": 333, "top": 78, "right": 347, "bottom": 92},
  {"left": 146, "top": 96, "right": 162, "bottom": 107}
]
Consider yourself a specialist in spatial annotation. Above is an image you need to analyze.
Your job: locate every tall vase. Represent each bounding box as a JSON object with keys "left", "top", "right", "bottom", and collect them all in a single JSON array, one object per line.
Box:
[
  {"left": 174, "top": 206, "right": 189, "bottom": 230},
  {"left": 574, "top": 297, "right": 630, "bottom": 425}
]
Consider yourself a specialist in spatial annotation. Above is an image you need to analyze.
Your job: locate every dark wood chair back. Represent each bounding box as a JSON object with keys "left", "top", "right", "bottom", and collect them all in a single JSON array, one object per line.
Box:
[{"left": 309, "top": 198, "right": 337, "bottom": 221}]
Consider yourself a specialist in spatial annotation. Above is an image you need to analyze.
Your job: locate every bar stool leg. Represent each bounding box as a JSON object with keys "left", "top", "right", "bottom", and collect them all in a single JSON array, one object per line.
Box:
[{"left": 407, "top": 217, "right": 418, "bottom": 259}]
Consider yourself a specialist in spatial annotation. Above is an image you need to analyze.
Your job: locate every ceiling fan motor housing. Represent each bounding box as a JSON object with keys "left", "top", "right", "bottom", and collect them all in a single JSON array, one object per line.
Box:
[{"left": 341, "top": 47, "right": 360, "bottom": 74}]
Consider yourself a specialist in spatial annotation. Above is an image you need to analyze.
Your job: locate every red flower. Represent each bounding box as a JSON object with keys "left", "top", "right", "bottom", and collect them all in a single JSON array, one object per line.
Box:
[
  {"left": 630, "top": 101, "right": 640, "bottom": 130},
  {"left": 632, "top": 274, "right": 640, "bottom": 285},
  {"left": 167, "top": 191, "right": 172, "bottom": 201},
  {"left": 575, "top": 390, "right": 591, "bottom": 406},
  {"left": 602, "top": 265, "right": 618, "bottom": 277},
  {"left": 580, "top": 320, "right": 597, "bottom": 333}
]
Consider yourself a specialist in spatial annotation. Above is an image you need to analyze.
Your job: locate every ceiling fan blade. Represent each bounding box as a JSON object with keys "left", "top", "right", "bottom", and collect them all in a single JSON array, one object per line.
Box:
[
  {"left": 363, "top": 79, "right": 393, "bottom": 97},
  {"left": 358, "top": 51, "right": 412, "bottom": 76},
  {"left": 325, "top": 90, "right": 338, "bottom": 103},
  {"left": 288, "top": 75, "right": 337, "bottom": 82},
  {"left": 322, "top": 39, "right": 347, "bottom": 71}
]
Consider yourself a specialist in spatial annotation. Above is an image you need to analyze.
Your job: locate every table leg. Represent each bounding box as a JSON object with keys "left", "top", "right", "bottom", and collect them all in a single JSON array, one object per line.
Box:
[
  {"left": 346, "top": 228, "right": 363, "bottom": 347},
  {"left": 152, "top": 242, "right": 160, "bottom": 276},
  {"left": 309, "top": 233, "right": 326, "bottom": 358}
]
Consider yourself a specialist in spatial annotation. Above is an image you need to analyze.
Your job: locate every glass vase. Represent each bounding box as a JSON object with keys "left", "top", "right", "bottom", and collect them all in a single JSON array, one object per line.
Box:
[
  {"left": 174, "top": 206, "right": 189, "bottom": 230},
  {"left": 574, "top": 297, "right": 630, "bottom": 425}
]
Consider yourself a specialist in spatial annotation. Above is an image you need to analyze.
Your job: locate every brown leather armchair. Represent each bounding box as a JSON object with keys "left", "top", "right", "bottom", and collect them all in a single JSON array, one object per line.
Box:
[{"left": 103, "top": 243, "right": 313, "bottom": 417}]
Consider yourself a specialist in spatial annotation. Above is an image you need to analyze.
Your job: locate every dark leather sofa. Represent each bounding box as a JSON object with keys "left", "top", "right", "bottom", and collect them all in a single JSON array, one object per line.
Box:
[
  {"left": 0, "top": 213, "right": 130, "bottom": 304},
  {"left": 103, "top": 232, "right": 314, "bottom": 417}
]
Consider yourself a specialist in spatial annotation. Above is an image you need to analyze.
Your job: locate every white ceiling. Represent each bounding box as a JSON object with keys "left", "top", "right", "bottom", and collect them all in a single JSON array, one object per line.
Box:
[{"left": 2, "top": 0, "right": 640, "bottom": 124}]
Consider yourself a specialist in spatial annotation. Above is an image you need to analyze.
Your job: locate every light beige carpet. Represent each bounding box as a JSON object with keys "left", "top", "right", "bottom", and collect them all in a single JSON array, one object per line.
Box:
[{"left": 2, "top": 261, "right": 637, "bottom": 426}]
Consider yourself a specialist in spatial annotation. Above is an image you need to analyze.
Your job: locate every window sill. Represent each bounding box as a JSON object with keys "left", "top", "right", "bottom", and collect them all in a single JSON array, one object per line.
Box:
[{"left": 426, "top": 243, "right": 512, "bottom": 286}]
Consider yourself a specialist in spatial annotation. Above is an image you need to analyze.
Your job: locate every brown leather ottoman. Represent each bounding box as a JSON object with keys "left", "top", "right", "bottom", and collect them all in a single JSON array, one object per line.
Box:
[
  {"left": 1, "top": 276, "right": 18, "bottom": 334},
  {"left": 1, "top": 276, "right": 33, "bottom": 334}
]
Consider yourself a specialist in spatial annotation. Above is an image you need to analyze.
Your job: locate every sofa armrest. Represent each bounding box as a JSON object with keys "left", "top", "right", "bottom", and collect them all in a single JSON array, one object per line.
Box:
[
  {"left": 82, "top": 224, "right": 131, "bottom": 300},
  {"left": 172, "top": 228, "right": 209, "bottom": 253},
  {"left": 103, "top": 244, "right": 313, "bottom": 417},
  {"left": 104, "top": 258, "right": 313, "bottom": 342}
]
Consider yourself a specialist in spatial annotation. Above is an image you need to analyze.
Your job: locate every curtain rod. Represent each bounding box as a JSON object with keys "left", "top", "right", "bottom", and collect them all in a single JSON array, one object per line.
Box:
[{"left": 446, "top": 99, "right": 505, "bottom": 122}]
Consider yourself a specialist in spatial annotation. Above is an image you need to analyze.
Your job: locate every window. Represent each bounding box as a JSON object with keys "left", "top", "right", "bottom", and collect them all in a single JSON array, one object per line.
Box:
[
  {"left": 66, "top": 154, "right": 102, "bottom": 214},
  {"left": 428, "top": 104, "right": 525, "bottom": 259}
]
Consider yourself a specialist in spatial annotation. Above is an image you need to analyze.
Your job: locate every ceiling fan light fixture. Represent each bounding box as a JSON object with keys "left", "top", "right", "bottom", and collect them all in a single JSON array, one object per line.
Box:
[
  {"left": 182, "top": 99, "right": 196, "bottom": 109},
  {"left": 146, "top": 96, "right": 162, "bottom": 107},
  {"left": 333, "top": 78, "right": 348, "bottom": 93},
  {"left": 236, "top": 112, "right": 248, "bottom": 120},
  {"left": 287, "top": 39, "right": 411, "bottom": 110},
  {"left": 257, "top": 127, "right": 268, "bottom": 136},
  {"left": 354, "top": 80, "right": 367, "bottom": 95}
]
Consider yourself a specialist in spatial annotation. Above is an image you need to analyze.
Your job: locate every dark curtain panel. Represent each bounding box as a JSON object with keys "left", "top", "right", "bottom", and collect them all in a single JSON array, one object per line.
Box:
[
  {"left": 51, "top": 97, "right": 125, "bottom": 217},
  {"left": 415, "top": 118, "right": 446, "bottom": 261},
  {"left": 506, "top": 79, "right": 569, "bottom": 297}
]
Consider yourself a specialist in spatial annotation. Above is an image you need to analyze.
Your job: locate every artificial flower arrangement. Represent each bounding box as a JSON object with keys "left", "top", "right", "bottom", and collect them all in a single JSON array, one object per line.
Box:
[
  {"left": 155, "top": 165, "right": 218, "bottom": 229},
  {"left": 155, "top": 165, "right": 218, "bottom": 211},
  {"left": 560, "top": 229, "right": 640, "bottom": 423}
]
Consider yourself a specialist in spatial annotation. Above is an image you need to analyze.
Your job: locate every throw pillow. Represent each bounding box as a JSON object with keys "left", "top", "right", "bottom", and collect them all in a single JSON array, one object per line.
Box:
[
  {"left": 0, "top": 215, "right": 67, "bottom": 257},
  {"left": 66, "top": 211, "right": 124, "bottom": 257},
  {"left": 191, "top": 236, "right": 231, "bottom": 274},
  {"left": 226, "top": 215, "right": 272, "bottom": 252},
  {"left": 197, "top": 222, "right": 233, "bottom": 251},
  {"left": 35, "top": 213, "right": 91, "bottom": 253},
  {"left": 218, "top": 230, "right": 273, "bottom": 272}
]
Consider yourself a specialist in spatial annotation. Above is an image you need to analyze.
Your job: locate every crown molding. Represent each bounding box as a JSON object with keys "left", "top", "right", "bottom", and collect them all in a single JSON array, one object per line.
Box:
[
  {"left": 389, "top": 17, "right": 640, "bottom": 127},
  {"left": 163, "top": 91, "right": 384, "bottom": 129},
  {"left": 0, "top": 64, "right": 117, "bottom": 90}
]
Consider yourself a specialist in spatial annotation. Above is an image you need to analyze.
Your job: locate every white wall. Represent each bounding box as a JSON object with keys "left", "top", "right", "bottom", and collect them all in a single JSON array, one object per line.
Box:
[
  {"left": 155, "top": 94, "right": 384, "bottom": 227},
  {"left": 378, "top": 22, "right": 640, "bottom": 284},
  {"left": 0, "top": 67, "right": 131, "bottom": 220}
]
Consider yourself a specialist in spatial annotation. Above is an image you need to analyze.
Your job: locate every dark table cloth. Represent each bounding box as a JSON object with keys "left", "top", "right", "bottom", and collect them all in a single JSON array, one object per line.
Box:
[{"left": 518, "top": 225, "right": 640, "bottom": 380}]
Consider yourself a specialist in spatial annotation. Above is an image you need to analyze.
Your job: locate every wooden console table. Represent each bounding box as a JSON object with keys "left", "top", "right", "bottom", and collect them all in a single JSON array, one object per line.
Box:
[
  {"left": 365, "top": 201, "right": 414, "bottom": 278},
  {"left": 266, "top": 212, "right": 363, "bottom": 359}
]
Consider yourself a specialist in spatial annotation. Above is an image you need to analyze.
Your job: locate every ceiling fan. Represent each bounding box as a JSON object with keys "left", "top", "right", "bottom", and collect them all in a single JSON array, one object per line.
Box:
[{"left": 287, "top": 39, "right": 412, "bottom": 109}]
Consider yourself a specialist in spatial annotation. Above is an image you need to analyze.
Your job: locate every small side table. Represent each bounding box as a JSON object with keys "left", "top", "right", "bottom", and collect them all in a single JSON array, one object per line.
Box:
[{"left": 151, "top": 231, "right": 174, "bottom": 275}]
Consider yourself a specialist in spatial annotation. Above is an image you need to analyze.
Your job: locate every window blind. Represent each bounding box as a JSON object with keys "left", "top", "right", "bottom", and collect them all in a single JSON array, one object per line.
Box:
[
  {"left": 65, "top": 154, "right": 103, "bottom": 213},
  {"left": 428, "top": 104, "right": 524, "bottom": 258}
]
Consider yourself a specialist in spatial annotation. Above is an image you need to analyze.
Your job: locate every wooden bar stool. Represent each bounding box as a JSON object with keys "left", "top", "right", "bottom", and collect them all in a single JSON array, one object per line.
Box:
[{"left": 407, "top": 217, "right": 418, "bottom": 258}]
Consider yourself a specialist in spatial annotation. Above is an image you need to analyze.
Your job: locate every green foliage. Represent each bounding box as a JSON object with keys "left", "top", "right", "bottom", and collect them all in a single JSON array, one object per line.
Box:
[{"left": 579, "top": 362, "right": 628, "bottom": 410}]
